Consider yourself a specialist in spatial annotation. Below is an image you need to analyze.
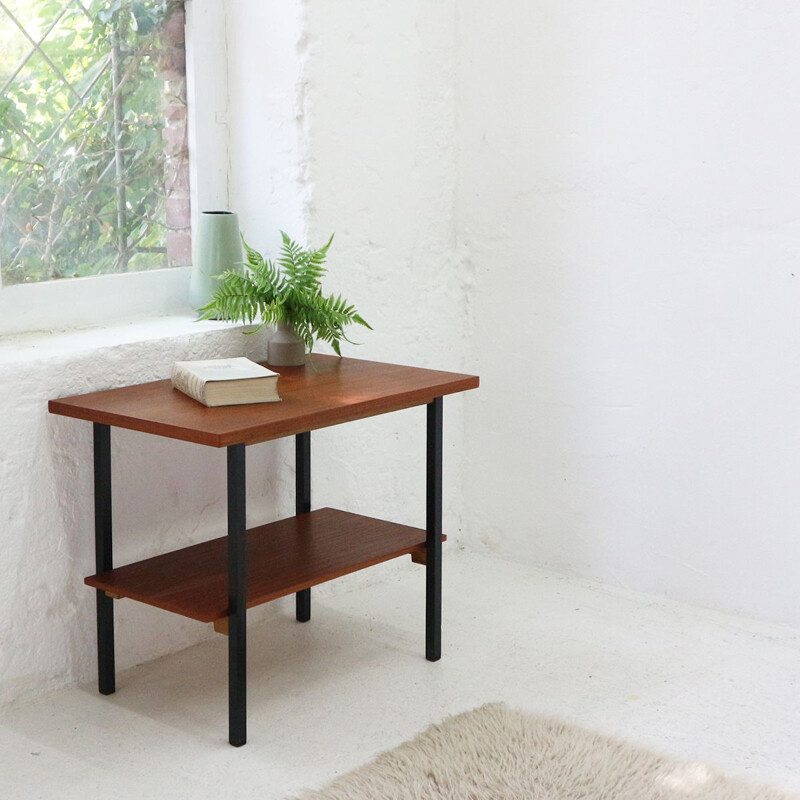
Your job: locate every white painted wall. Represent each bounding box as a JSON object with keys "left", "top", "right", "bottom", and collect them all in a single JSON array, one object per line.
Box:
[
  {"left": 457, "top": 1, "right": 800, "bottom": 626},
  {"left": 0, "top": 321, "right": 290, "bottom": 707},
  {"left": 6, "top": 0, "right": 800, "bottom": 709},
  {"left": 225, "top": 0, "right": 308, "bottom": 240},
  {"left": 0, "top": 0, "right": 471, "bottom": 707},
  {"left": 296, "top": 0, "right": 471, "bottom": 529},
  {"left": 0, "top": 0, "right": 312, "bottom": 707},
  {"left": 225, "top": 0, "right": 471, "bottom": 536}
]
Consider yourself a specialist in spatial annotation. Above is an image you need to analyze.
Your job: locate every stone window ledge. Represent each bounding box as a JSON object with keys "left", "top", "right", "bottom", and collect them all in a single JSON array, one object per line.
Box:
[{"left": 0, "top": 315, "right": 257, "bottom": 370}]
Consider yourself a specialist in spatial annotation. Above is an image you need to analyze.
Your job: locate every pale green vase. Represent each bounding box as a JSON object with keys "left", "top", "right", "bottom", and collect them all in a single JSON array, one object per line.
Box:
[{"left": 189, "top": 210, "right": 242, "bottom": 312}]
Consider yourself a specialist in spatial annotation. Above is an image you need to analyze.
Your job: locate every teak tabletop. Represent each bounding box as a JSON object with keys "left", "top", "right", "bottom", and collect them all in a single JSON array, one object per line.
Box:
[{"left": 48, "top": 354, "right": 480, "bottom": 447}]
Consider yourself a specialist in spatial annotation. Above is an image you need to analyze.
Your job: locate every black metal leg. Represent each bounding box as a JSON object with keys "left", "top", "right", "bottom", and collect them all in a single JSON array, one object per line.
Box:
[
  {"left": 93, "top": 423, "right": 115, "bottom": 695},
  {"left": 227, "top": 444, "right": 247, "bottom": 747},
  {"left": 296, "top": 589, "right": 311, "bottom": 622},
  {"left": 426, "top": 397, "right": 443, "bottom": 662},
  {"left": 295, "top": 432, "right": 311, "bottom": 622}
]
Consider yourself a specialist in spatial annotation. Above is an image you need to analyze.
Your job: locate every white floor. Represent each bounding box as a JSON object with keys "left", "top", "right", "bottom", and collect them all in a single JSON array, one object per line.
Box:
[{"left": 1, "top": 551, "right": 799, "bottom": 799}]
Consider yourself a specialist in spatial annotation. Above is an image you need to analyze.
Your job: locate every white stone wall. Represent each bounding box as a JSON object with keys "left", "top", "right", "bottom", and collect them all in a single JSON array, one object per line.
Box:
[
  {"left": 0, "top": 321, "right": 293, "bottom": 706},
  {"left": 6, "top": 0, "right": 800, "bottom": 709},
  {"left": 457, "top": 1, "right": 800, "bottom": 626},
  {"left": 224, "top": 0, "right": 472, "bottom": 584},
  {"left": 0, "top": 0, "right": 473, "bottom": 707},
  {"left": 296, "top": 0, "right": 471, "bottom": 528}
]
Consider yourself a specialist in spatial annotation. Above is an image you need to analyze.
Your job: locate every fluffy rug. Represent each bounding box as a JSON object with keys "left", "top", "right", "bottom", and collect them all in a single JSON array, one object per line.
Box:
[{"left": 291, "top": 703, "right": 797, "bottom": 799}]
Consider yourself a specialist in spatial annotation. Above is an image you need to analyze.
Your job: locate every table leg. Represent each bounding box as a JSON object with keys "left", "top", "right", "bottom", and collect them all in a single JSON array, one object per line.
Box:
[
  {"left": 93, "top": 423, "right": 115, "bottom": 695},
  {"left": 426, "top": 397, "right": 443, "bottom": 662},
  {"left": 227, "top": 444, "right": 247, "bottom": 746},
  {"left": 295, "top": 431, "right": 311, "bottom": 622}
]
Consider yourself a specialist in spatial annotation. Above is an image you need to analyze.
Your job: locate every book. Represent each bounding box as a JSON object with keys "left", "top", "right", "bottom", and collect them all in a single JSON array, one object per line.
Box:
[{"left": 171, "top": 357, "right": 281, "bottom": 407}]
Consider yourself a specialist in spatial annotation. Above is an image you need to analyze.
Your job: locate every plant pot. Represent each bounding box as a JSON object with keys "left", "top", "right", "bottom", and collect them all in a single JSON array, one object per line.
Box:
[
  {"left": 189, "top": 210, "right": 242, "bottom": 312},
  {"left": 268, "top": 322, "right": 306, "bottom": 366}
]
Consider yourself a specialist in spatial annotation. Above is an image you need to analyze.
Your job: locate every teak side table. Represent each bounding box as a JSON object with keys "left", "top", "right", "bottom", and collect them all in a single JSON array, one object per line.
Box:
[{"left": 49, "top": 355, "right": 479, "bottom": 746}]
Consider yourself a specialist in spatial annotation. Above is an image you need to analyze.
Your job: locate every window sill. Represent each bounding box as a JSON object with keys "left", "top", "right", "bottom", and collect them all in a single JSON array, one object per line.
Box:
[
  {"left": 0, "top": 314, "right": 258, "bottom": 369},
  {"left": 0, "top": 267, "right": 199, "bottom": 338}
]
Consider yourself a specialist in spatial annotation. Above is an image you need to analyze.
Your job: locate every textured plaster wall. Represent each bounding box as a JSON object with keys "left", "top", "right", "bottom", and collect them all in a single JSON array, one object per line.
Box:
[
  {"left": 0, "top": 0, "right": 472, "bottom": 707},
  {"left": 0, "top": 0, "right": 313, "bottom": 708},
  {"left": 227, "top": 0, "right": 471, "bottom": 550},
  {"left": 457, "top": 1, "right": 800, "bottom": 626},
  {"left": 270, "top": 0, "right": 472, "bottom": 533},
  {"left": 225, "top": 0, "right": 471, "bottom": 625},
  {"left": 0, "top": 322, "right": 292, "bottom": 707},
  {"left": 9, "top": 0, "right": 799, "bottom": 710},
  {"left": 225, "top": 0, "right": 308, "bottom": 241}
]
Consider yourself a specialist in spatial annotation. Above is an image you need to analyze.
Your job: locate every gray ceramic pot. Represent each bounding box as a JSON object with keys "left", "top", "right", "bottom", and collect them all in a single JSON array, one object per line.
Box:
[{"left": 268, "top": 321, "right": 306, "bottom": 366}]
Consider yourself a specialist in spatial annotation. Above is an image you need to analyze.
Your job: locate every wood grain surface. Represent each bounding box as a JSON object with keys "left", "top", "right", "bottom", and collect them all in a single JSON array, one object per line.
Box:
[
  {"left": 49, "top": 354, "right": 479, "bottom": 447},
  {"left": 84, "top": 508, "right": 439, "bottom": 622}
]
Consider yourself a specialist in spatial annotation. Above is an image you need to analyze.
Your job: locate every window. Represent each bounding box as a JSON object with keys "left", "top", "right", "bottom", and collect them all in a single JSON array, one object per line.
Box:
[
  {"left": 0, "top": 0, "right": 227, "bottom": 335},
  {"left": 0, "top": 0, "right": 190, "bottom": 285}
]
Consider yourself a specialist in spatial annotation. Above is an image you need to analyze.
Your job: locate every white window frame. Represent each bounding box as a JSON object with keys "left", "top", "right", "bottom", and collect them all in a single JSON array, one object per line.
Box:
[{"left": 0, "top": 0, "right": 229, "bottom": 336}]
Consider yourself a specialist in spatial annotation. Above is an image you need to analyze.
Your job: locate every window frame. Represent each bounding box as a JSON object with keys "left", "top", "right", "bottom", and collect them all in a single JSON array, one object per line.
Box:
[{"left": 0, "top": 0, "right": 228, "bottom": 336}]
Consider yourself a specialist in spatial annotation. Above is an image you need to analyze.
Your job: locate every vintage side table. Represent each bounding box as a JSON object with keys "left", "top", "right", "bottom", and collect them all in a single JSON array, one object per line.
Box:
[{"left": 49, "top": 354, "right": 478, "bottom": 746}]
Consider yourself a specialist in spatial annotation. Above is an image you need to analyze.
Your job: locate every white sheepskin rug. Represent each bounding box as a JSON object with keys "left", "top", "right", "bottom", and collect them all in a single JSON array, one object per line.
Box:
[{"left": 291, "top": 703, "right": 797, "bottom": 799}]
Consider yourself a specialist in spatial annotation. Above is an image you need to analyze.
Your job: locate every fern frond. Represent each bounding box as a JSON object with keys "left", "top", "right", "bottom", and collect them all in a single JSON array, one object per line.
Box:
[
  {"left": 197, "top": 271, "right": 261, "bottom": 324},
  {"left": 248, "top": 256, "right": 286, "bottom": 298},
  {"left": 198, "top": 231, "right": 369, "bottom": 355},
  {"left": 352, "top": 313, "right": 372, "bottom": 330},
  {"left": 278, "top": 231, "right": 330, "bottom": 293},
  {"left": 242, "top": 236, "right": 264, "bottom": 270}
]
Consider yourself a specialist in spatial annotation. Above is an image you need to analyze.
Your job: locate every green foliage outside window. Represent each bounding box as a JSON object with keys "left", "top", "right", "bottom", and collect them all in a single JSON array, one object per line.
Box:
[{"left": 0, "top": 0, "right": 189, "bottom": 286}]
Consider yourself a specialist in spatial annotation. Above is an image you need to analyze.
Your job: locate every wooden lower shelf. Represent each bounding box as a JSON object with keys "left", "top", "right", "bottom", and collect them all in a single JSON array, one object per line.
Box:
[{"left": 84, "top": 508, "right": 436, "bottom": 623}]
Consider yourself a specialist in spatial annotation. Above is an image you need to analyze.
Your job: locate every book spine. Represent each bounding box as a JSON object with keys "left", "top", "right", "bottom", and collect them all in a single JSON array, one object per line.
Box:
[{"left": 171, "top": 364, "right": 208, "bottom": 406}]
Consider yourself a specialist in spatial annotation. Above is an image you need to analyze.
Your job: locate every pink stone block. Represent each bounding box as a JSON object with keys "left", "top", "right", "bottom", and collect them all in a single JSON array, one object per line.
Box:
[
  {"left": 167, "top": 229, "right": 192, "bottom": 266},
  {"left": 166, "top": 196, "right": 191, "bottom": 228}
]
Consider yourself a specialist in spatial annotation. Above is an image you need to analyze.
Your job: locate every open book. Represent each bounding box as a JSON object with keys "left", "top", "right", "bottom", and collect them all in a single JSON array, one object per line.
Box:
[{"left": 171, "top": 357, "right": 281, "bottom": 407}]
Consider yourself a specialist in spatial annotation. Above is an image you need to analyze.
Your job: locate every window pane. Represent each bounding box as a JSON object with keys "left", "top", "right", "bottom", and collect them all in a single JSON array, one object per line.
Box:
[{"left": 0, "top": 0, "right": 190, "bottom": 285}]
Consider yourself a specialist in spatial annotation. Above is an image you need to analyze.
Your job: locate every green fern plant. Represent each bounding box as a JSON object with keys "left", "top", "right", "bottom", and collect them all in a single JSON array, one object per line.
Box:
[{"left": 198, "top": 231, "right": 371, "bottom": 355}]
